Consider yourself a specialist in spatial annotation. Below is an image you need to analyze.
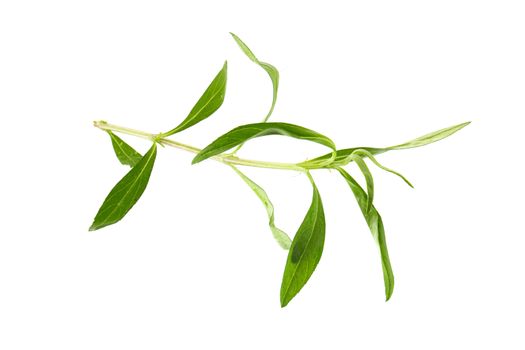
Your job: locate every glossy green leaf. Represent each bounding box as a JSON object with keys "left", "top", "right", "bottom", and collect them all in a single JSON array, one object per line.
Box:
[
  {"left": 192, "top": 122, "right": 336, "bottom": 165},
  {"left": 230, "top": 32, "right": 279, "bottom": 122},
  {"left": 280, "top": 173, "right": 325, "bottom": 307},
  {"left": 107, "top": 131, "right": 142, "bottom": 167},
  {"left": 230, "top": 165, "right": 291, "bottom": 249},
  {"left": 336, "top": 167, "right": 394, "bottom": 301},
  {"left": 302, "top": 121, "right": 470, "bottom": 168},
  {"left": 89, "top": 143, "right": 157, "bottom": 231},
  {"left": 164, "top": 62, "right": 228, "bottom": 136}
]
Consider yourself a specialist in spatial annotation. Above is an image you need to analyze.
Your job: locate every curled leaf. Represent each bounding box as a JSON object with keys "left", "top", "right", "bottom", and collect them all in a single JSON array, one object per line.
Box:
[
  {"left": 348, "top": 154, "right": 374, "bottom": 213},
  {"left": 192, "top": 122, "right": 336, "bottom": 165},
  {"left": 230, "top": 165, "right": 291, "bottom": 249},
  {"left": 336, "top": 167, "right": 394, "bottom": 301},
  {"left": 230, "top": 32, "right": 279, "bottom": 122},
  {"left": 351, "top": 149, "right": 413, "bottom": 188}
]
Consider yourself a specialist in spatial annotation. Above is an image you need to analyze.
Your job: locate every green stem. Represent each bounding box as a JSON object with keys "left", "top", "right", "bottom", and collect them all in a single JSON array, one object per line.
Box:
[{"left": 93, "top": 120, "right": 306, "bottom": 171}]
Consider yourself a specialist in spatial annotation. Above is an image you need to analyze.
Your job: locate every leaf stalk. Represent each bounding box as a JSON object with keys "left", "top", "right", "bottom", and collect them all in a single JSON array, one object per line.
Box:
[{"left": 94, "top": 120, "right": 306, "bottom": 171}]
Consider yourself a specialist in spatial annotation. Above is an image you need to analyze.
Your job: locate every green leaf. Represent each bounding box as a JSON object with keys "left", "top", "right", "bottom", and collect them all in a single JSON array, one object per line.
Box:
[
  {"left": 302, "top": 121, "right": 471, "bottom": 168},
  {"left": 230, "top": 32, "right": 257, "bottom": 61},
  {"left": 230, "top": 165, "right": 291, "bottom": 249},
  {"left": 348, "top": 154, "right": 374, "bottom": 213},
  {"left": 350, "top": 149, "right": 413, "bottom": 188},
  {"left": 387, "top": 121, "right": 471, "bottom": 150},
  {"left": 280, "top": 173, "right": 325, "bottom": 307},
  {"left": 230, "top": 33, "right": 279, "bottom": 122},
  {"left": 163, "top": 62, "right": 228, "bottom": 136},
  {"left": 299, "top": 147, "right": 386, "bottom": 169},
  {"left": 336, "top": 167, "right": 394, "bottom": 301},
  {"left": 89, "top": 143, "right": 157, "bottom": 231},
  {"left": 192, "top": 122, "right": 336, "bottom": 165},
  {"left": 107, "top": 131, "right": 142, "bottom": 167}
]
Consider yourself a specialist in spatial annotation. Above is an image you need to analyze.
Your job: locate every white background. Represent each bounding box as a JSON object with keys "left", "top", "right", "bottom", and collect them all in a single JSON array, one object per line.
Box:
[{"left": 1, "top": 1, "right": 524, "bottom": 349}]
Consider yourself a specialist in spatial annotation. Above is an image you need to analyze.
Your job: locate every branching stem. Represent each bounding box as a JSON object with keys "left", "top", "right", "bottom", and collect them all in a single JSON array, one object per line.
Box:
[{"left": 94, "top": 120, "right": 307, "bottom": 171}]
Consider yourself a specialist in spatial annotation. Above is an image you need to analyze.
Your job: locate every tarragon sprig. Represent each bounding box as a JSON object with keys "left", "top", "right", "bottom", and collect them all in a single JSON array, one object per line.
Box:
[{"left": 90, "top": 33, "right": 470, "bottom": 307}]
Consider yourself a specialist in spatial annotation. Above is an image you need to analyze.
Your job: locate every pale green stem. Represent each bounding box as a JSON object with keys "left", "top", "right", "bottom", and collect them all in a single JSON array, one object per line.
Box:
[{"left": 93, "top": 120, "right": 306, "bottom": 171}]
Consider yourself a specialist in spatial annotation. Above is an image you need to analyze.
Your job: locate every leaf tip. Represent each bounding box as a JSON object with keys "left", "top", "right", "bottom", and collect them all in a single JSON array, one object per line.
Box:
[
  {"left": 458, "top": 121, "right": 472, "bottom": 130},
  {"left": 191, "top": 156, "right": 202, "bottom": 165},
  {"left": 385, "top": 281, "right": 394, "bottom": 301},
  {"left": 280, "top": 295, "right": 289, "bottom": 308}
]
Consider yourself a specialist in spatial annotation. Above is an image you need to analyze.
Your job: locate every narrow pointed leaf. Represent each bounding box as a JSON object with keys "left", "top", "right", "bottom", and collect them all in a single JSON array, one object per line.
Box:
[
  {"left": 89, "top": 143, "right": 157, "bottom": 231},
  {"left": 164, "top": 62, "right": 228, "bottom": 136},
  {"left": 280, "top": 173, "right": 325, "bottom": 307},
  {"left": 230, "top": 33, "right": 279, "bottom": 122},
  {"left": 336, "top": 167, "right": 394, "bottom": 301},
  {"left": 304, "top": 121, "right": 470, "bottom": 168},
  {"left": 230, "top": 165, "right": 291, "bottom": 249},
  {"left": 107, "top": 131, "right": 142, "bottom": 167},
  {"left": 387, "top": 121, "right": 471, "bottom": 150},
  {"left": 192, "top": 122, "right": 336, "bottom": 165}
]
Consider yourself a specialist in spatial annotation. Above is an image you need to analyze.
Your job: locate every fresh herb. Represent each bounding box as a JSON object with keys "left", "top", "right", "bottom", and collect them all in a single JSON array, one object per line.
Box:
[
  {"left": 90, "top": 143, "right": 157, "bottom": 231},
  {"left": 90, "top": 33, "right": 470, "bottom": 307}
]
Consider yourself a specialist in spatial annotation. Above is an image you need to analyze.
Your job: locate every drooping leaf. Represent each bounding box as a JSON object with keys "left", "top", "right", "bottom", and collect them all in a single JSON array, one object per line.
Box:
[
  {"left": 230, "top": 165, "right": 291, "bottom": 249},
  {"left": 107, "top": 131, "right": 142, "bottom": 167},
  {"left": 302, "top": 121, "right": 470, "bottom": 168},
  {"left": 192, "top": 122, "right": 336, "bottom": 165},
  {"left": 230, "top": 32, "right": 279, "bottom": 122},
  {"left": 350, "top": 149, "right": 413, "bottom": 188},
  {"left": 280, "top": 173, "right": 325, "bottom": 307},
  {"left": 306, "top": 147, "right": 412, "bottom": 188},
  {"left": 163, "top": 62, "right": 228, "bottom": 136},
  {"left": 336, "top": 167, "right": 394, "bottom": 301},
  {"left": 89, "top": 143, "right": 157, "bottom": 231},
  {"left": 348, "top": 154, "right": 374, "bottom": 213}
]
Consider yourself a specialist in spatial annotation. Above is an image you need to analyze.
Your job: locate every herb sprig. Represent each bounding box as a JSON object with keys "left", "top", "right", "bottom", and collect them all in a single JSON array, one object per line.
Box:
[{"left": 90, "top": 33, "right": 470, "bottom": 307}]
